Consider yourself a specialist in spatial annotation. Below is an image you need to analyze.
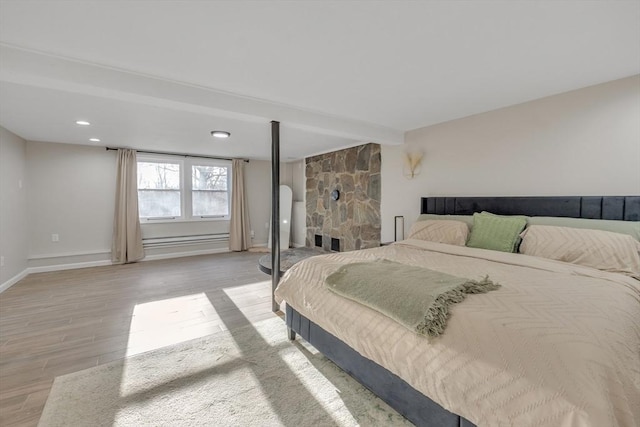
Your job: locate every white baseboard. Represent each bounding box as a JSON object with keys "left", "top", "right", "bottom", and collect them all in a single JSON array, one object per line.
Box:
[
  {"left": 253, "top": 243, "right": 305, "bottom": 249},
  {"left": 28, "top": 249, "right": 233, "bottom": 270},
  {"left": 142, "top": 247, "right": 230, "bottom": 261},
  {"left": 0, "top": 269, "right": 29, "bottom": 293},
  {"left": 5, "top": 245, "right": 236, "bottom": 290},
  {"left": 29, "top": 250, "right": 110, "bottom": 260},
  {"left": 28, "top": 260, "right": 113, "bottom": 274}
]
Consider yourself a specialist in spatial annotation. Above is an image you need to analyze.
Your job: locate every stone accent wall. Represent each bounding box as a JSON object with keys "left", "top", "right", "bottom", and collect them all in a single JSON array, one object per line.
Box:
[{"left": 305, "top": 143, "right": 381, "bottom": 251}]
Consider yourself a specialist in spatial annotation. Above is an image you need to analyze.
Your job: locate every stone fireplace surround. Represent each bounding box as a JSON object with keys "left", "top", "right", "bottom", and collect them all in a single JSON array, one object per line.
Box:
[{"left": 305, "top": 143, "right": 381, "bottom": 252}]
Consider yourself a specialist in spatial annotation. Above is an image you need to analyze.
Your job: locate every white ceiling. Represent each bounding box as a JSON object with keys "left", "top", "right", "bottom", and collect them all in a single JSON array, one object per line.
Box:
[{"left": 0, "top": 1, "right": 638, "bottom": 160}]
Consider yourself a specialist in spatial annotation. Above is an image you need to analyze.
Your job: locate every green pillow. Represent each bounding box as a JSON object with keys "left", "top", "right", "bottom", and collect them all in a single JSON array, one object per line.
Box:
[{"left": 467, "top": 212, "right": 528, "bottom": 253}]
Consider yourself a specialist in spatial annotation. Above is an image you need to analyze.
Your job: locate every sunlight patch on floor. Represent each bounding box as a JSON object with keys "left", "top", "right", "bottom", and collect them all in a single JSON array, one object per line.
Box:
[
  {"left": 278, "top": 347, "right": 356, "bottom": 425},
  {"left": 125, "top": 293, "right": 224, "bottom": 357},
  {"left": 221, "top": 280, "right": 272, "bottom": 318},
  {"left": 119, "top": 283, "right": 275, "bottom": 399}
]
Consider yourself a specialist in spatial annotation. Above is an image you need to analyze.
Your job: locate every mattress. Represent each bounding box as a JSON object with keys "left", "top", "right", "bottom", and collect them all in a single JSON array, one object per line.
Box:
[{"left": 274, "top": 239, "right": 640, "bottom": 427}]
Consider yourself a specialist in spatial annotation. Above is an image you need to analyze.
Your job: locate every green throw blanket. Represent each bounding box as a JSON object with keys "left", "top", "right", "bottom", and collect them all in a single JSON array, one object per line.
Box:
[{"left": 325, "top": 259, "right": 500, "bottom": 338}]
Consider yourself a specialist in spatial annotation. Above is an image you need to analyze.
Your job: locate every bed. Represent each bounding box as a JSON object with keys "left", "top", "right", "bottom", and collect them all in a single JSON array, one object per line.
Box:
[{"left": 274, "top": 196, "right": 640, "bottom": 427}]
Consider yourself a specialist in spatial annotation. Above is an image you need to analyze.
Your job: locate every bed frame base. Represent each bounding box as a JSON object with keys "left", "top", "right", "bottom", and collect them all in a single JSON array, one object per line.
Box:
[
  {"left": 287, "top": 326, "right": 296, "bottom": 341},
  {"left": 286, "top": 304, "right": 475, "bottom": 427}
]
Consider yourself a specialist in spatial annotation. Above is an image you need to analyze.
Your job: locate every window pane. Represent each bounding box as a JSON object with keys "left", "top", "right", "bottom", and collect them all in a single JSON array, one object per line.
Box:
[
  {"left": 138, "top": 162, "right": 181, "bottom": 190},
  {"left": 192, "top": 191, "right": 228, "bottom": 216},
  {"left": 138, "top": 190, "right": 181, "bottom": 217},
  {"left": 192, "top": 165, "right": 228, "bottom": 191}
]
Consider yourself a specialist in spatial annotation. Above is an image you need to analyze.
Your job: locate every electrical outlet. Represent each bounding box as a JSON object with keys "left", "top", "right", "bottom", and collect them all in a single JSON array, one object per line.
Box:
[
  {"left": 51, "top": 234, "right": 59, "bottom": 242},
  {"left": 0, "top": 256, "right": 4, "bottom": 267},
  {"left": 251, "top": 230, "right": 255, "bottom": 238}
]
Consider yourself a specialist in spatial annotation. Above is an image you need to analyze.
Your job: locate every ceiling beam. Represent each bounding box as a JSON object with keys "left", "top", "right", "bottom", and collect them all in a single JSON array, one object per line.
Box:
[{"left": 0, "top": 44, "right": 404, "bottom": 145}]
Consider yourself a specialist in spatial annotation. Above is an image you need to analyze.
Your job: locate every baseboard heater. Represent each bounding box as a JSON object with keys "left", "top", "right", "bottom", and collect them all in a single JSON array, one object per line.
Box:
[{"left": 143, "top": 233, "right": 229, "bottom": 249}]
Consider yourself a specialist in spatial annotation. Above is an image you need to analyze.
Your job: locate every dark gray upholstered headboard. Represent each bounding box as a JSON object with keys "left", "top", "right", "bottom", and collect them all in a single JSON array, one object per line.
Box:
[{"left": 421, "top": 196, "right": 640, "bottom": 221}]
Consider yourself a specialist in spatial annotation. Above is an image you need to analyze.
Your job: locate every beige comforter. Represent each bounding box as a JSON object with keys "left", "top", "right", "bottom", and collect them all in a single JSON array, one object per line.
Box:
[{"left": 274, "top": 240, "right": 640, "bottom": 427}]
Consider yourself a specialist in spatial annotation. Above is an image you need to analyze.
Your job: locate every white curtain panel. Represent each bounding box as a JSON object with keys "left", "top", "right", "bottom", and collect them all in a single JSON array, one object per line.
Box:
[
  {"left": 229, "top": 159, "right": 252, "bottom": 251},
  {"left": 111, "top": 149, "right": 145, "bottom": 264}
]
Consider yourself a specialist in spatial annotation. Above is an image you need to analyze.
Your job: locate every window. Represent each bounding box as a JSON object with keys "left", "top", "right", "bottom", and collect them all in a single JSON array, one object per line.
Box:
[
  {"left": 192, "top": 164, "right": 230, "bottom": 217},
  {"left": 137, "top": 160, "right": 182, "bottom": 219},
  {"left": 137, "top": 155, "right": 231, "bottom": 222}
]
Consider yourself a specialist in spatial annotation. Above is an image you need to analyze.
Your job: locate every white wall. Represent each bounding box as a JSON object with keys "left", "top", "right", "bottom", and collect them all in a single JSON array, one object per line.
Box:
[
  {"left": 291, "top": 160, "right": 305, "bottom": 202},
  {"left": 381, "top": 75, "right": 640, "bottom": 242},
  {"left": 290, "top": 160, "right": 306, "bottom": 246},
  {"left": 22, "top": 142, "right": 289, "bottom": 269},
  {"left": 26, "top": 141, "right": 117, "bottom": 267},
  {"left": 245, "top": 159, "right": 306, "bottom": 247},
  {"left": 245, "top": 159, "right": 271, "bottom": 245},
  {"left": 0, "top": 127, "right": 28, "bottom": 290}
]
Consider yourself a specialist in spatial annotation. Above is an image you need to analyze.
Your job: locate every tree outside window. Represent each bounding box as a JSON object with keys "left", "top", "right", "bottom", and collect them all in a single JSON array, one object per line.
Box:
[
  {"left": 137, "top": 161, "right": 181, "bottom": 218},
  {"left": 136, "top": 157, "right": 231, "bottom": 221},
  {"left": 192, "top": 165, "right": 229, "bottom": 217}
]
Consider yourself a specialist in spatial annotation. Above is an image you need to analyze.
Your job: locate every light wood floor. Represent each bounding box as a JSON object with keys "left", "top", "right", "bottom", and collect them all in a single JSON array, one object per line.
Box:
[{"left": 0, "top": 252, "right": 277, "bottom": 427}]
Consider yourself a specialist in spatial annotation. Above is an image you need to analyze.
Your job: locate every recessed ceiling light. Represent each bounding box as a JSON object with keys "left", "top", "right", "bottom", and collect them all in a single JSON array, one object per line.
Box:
[
  {"left": 211, "top": 131, "right": 230, "bottom": 138},
  {"left": 76, "top": 120, "right": 91, "bottom": 126},
  {"left": 89, "top": 138, "right": 101, "bottom": 142}
]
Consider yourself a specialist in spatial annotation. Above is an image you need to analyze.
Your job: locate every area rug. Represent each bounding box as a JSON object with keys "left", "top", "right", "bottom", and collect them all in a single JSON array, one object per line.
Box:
[{"left": 38, "top": 317, "right": 413, "bottom": 426}]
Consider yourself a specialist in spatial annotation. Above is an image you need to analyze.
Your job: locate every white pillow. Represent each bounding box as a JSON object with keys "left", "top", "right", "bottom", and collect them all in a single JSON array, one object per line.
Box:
[
  {"left": 519, "top": 225, "right": 640, "bottom": 278},
  {"left": 407, "top": 220, "right": 469, "bottom": 246}
]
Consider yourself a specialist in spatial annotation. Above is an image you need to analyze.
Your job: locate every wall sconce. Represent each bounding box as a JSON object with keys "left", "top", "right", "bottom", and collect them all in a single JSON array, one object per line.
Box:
[{"left": 403, "top": 151, "right": 423, "bottom": 179}]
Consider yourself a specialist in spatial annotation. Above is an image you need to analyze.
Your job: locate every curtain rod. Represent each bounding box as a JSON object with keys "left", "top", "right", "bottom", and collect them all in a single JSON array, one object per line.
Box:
[{"left": 105, "top": 147, "right": 249, "bottom": 162}]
